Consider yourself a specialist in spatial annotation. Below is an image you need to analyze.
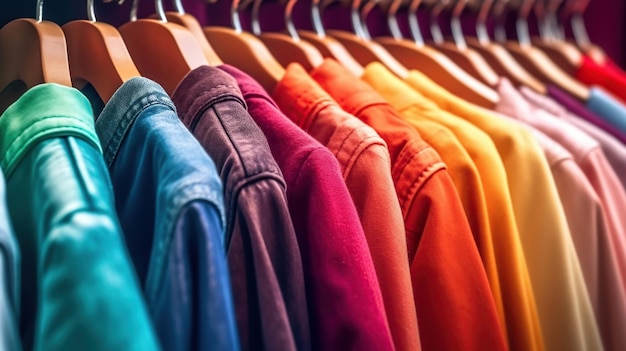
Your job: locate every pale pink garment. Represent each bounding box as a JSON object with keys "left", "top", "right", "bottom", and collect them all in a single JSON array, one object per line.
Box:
[
  {"left": 497, "top": 79, "right": 626, "bottom": 351},
  {"left": 519, "top": 86, "right": 626, "bottom": 192}
]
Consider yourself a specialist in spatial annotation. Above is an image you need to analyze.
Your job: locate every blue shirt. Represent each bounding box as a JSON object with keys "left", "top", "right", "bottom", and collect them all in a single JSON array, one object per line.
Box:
[
  {"left": 587, "top": 87, "right": 626, "bottom": 134},
  {"left": 95, "top": 77, "right": 240, "bottom": 351}
]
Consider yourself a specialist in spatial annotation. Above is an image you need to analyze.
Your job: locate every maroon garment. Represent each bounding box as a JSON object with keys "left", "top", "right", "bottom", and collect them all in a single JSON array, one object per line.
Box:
[
  {"left": 548, "top": 85, "right": 626, "bottom": 145},
  {"left": 218, "top": 64, "right": 395, "bottom": 351},
  {"left": 171, "top": 66, "right": 309, "bottom": 351}
]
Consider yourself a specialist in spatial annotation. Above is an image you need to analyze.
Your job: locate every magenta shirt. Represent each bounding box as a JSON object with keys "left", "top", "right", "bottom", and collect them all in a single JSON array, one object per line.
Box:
[{"left": 217, "top": 65, "right": 395, "bottom": 351}]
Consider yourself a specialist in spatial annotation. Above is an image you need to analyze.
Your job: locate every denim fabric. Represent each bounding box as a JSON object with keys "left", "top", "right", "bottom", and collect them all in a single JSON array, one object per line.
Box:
[
  {"left": 0, "top": 83, "right": 159, "bottom": 351},
  {"left": 172, "top": 66, "right": 309, "bottom": 351},
  {"left": 95, "top": 77, "right": 239, "bottom": 351},
  {"left": 587, "top": 88, "right": 626, "bottom": 134},
  {"left": 0, "top": 168, "right": 20, "bottom": 351}
]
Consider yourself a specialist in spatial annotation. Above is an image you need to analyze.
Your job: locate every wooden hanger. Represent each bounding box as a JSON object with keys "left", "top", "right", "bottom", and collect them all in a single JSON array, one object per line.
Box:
[
  {"left": 376, "top": 0, "right": 499, "bottom": 108},
  {"left": 298, "top": 0, "right": 364, "bottom": 76},
  {"left": 152, "top": 0, "right": 223, "bottom": 64},
  {"left": 427, "top": 0, "right": 500, "bottom": 87},
  {"left": 62, "top": 0, "right": 141, "bottom": 104},
  {"left": 0, "top": 0, "right": 72, "bottom": 109},
  {"left": 202, "top": 0, "right": 285, "bottom": 92},
  {"left": 248, "top": 0, "right": 324, "bottom": 71},
  {"left": 119, "top": 0, "right": 208, "bottom": 95},
  {"left": 317, "top": 0, "right": 408, "bottom": 78},
  {"left": 498, "top": 0, "right": 589, "bottom": 100},
  {"left": 466, "top": 0, "right": 545, "bottom": 92}
]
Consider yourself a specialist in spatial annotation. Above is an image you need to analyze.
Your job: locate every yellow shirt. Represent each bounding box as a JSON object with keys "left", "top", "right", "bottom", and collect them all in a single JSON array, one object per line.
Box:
[
  {"left": 361, "top": 63, "right": 543, "bottom": 351},
  {"left": 401, "top": 67, "right": 603, "bottom": 351}
]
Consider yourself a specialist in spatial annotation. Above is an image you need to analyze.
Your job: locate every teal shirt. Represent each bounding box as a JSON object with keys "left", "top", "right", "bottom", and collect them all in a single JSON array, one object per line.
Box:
[{"left": 0, "top": 84, "right": 160, "bottom": 351}]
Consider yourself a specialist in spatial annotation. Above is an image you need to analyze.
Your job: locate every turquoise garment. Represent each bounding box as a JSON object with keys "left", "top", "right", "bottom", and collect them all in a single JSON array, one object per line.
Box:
[
  {"left": 587, "top": 87, "right": 626, "bottom": 134},
  {"left": 0, "top": 84, "right": 160, "bottom": 351},
  {"left": 0, "top": 168, "right": 20, "bottom": 351}
]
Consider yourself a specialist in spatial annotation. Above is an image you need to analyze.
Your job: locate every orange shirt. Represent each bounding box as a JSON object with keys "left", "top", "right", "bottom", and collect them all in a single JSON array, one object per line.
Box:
[
  {"left": 272, "top": 63, "right": 421, "bottom": 351},
  {"left": 311, "top": 59, "right": 507, "bottom": 351},
  {"left": 361, "top": 64, "right": 543, "bottom": 351},
  {"left": 405, "top": 69, "right": 601, "bottom": 351}
]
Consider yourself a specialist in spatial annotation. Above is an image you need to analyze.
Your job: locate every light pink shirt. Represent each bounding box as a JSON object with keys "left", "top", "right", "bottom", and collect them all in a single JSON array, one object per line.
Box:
[
  {"left": 519, "top": 86, "right": 626, "bottom": 192},
  {"left": 497, "top": 79, "right": 626, "bottom": 351}
]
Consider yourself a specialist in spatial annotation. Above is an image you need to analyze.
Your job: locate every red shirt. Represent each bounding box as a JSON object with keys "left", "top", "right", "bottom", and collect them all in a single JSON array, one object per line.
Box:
[
  {"left": 576, "top": 55, "right": 626, "bottom": 104},
  {"left": 219, "top": 65, "right": 395, "bottom": 351}
]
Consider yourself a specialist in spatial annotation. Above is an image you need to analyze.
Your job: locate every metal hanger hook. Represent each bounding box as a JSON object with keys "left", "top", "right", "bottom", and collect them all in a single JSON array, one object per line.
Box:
[
  {"left": 408, "top": 0, "right": 425, "bottom": 46},
  {"left": 387, "top": 0, "right": 404, "bottom": 40},
  {"left": 451, "top": 0, "right": 468, "bottom": 49},
  {"left": 128, "top": 0, "right": 167, "bottom": 22},
  {"left": 516, "top": 0, "right": 534, "bottom": 46},
  {"left": 88, "top": 0, "right": 126, "bottom": 22},
  {"left": 429, "top": 0, "right": 449, "bottom": 45},
  {"left": 476, "top": 0, "right": 494, "bottom": 44}
]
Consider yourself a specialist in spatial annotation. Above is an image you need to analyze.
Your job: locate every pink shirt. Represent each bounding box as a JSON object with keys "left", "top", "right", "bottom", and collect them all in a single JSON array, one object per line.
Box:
[{"left": 497, "top": 79, "right": 626, "bottom": 351}]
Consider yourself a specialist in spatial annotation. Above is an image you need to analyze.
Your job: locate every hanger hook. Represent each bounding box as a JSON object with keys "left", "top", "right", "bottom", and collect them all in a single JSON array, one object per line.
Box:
[
  {"left": 566, "top": 0, "right": 591, "bottom": 48},
  {"left": 545, "top": 0, "right": 564, "bottom": 40},
  {"left": 387, "top": 0, "right": 403, "bottom": 40},
  {"left": 476, "top": 0, "right": 494, "bottom": 44},
  {"left": 36, "top": 0, "right": 44, "bottom": 22},
  {"left": 493, "top": 0, "right": 509, "bottom": 42},
  {"left": 516, "top": 0, "right": 534, "bottom": 46},
  {"left": 351, "top": 0, "right": 368, "bottom": 39},
  {"left": 129, "top": 0, "right": 167, "bottom": 21},
  {"left": 173, "top": 0, "right": 184, "bottom": 13},
  {"left": 429, "top": 0, "right": 448, "bottom": 45},
  {"left": 359, "top": 0, "right": 379, "bottom": 40},
  {"left": 285, "top": 0, "right": 300, "bottom": 40},
  {"left": 312, "top": 0, "right": 326, "bottom": 36},
  {"left": 451, "top": 0, "right": 467, "bottom": 49},
  {"left": 407, "top": 0, "right": 425, "bottom": 46}
]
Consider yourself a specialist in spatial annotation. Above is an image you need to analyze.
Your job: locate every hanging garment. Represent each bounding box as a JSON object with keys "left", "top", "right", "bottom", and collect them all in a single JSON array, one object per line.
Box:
[
  {"left": 0, "top": 84, "right": 159, "bottom": 351},
  {"left": 359, "top": 62, "right": 540, "bottom": 351},
  {"left": 171, "top": 66, "right": 308, "bottom": 351},
  {"left": 404, "top": 69, "right": 600, "bottom": 351},
  {"left": 93, "top": 77, "right": 240, "bottom": 351},
  {"left": 586, "top": 88, "right": 626, "bottom": 134},
  {"left": 547, "top": 86, "right": 626, "bottom": 144},
  {"left": 272, "top": 63, "right": 421, "bottom": 351},
  {"left": 576, "top": 55, "right": 626, "bottom": 104},
  {"left": 361, "top": 64, "right": 507, "bottom": 328},
  {"left": 496, "top": 79, "right": 626, "bottom": 351},
  {"left": 0, "top": 169, "right": 19, "bottom": 351},
  {"left": 311, "top": 59, "right": 508, "bottom": 351},
  {"left": 219, "top": 64, "right": 395, "bottom": 351},
  {"left": 519, "top": 86, "right": 626, "bottom": 190}
]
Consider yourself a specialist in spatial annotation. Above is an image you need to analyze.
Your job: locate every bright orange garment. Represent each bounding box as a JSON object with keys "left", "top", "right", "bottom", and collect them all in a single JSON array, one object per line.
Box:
[
  {"left": 311, "top": 59, "right": 508, "bottom": 351},
  {"left": 404, "top": 68, "right": 602, "bottom": 351},
  {"left": 361, "top": 64, "right": 544, "bottom": 351},
  {"left": 272, "top": 63, "right": 421, "bottom": 351}
]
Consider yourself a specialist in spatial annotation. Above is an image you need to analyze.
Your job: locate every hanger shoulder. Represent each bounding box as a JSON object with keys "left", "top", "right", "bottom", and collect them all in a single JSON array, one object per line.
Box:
[
  {"left": 327, "top": 30, "right": 408, "bottom": 78},
  {"left": 203, "top": 26, "right": 284, "bottom": 92},
  {"left": 0, "top": 18, "right": 71, "bottom": 91},
  {"left": 163, "top": 12, "right": 223, "bottom": 65},
  {"left": 258, "top": 32, "right": 324, "bottom": 71},
  {"left": 505, "top": 42, "right": 589, "bottom": 101},
  {"left": 531, "top": 38, "right": 581, "bottom": 75},
  {"left": 434, "top": 42, "right": 499, "bottom": 86},
  {"left": 377, "top": 37, "right": 499, "bottom": 108},
  {"left": 466, "top": 38, "right": 546, "bottom": 94},
  {"left": 119, "top": 19, "right": 207, "bottom": 96},
  {"left": 63, "top": 20, "right": 140, "bottom": 103},
  {"left": 298, "top": 30, "right": 364, "bottom": 76}
]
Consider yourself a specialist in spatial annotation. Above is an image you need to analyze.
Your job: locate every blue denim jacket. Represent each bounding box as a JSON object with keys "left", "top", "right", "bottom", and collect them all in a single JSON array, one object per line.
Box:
[
  {"left": 0, "top": 83, "right": 159, "bottom": 351},
  {"left": 95, "top": 77, "right": 240, "bottom": 351}
]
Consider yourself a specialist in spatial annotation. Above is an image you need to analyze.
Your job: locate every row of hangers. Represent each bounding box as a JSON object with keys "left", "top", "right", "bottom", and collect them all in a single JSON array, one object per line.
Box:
[{"left": 0, "top": 0, "right": 603, "bottom": 115}]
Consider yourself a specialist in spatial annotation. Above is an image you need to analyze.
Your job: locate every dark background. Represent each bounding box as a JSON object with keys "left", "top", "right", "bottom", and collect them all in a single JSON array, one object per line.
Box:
[{"left": 2, "top": 0, "right": 624, "bottom": 68}]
